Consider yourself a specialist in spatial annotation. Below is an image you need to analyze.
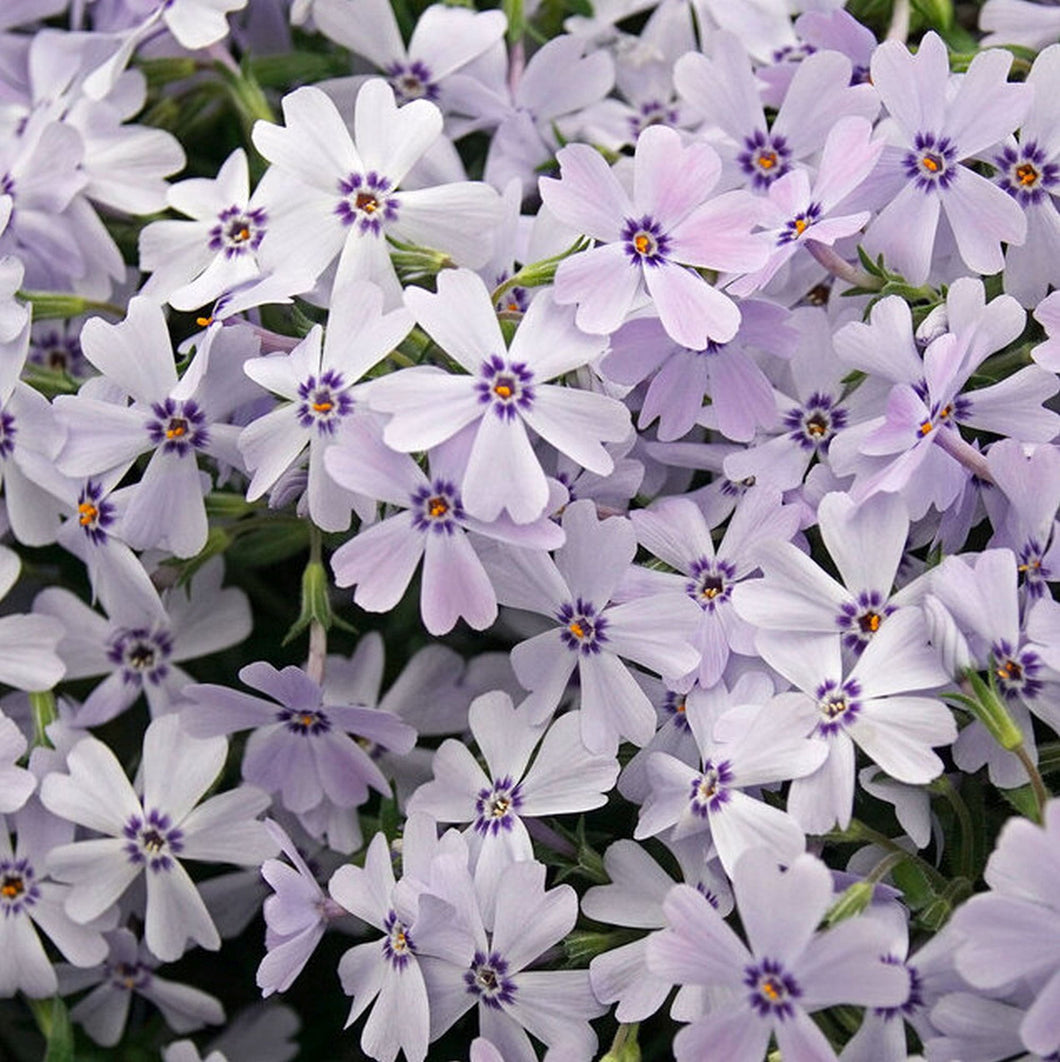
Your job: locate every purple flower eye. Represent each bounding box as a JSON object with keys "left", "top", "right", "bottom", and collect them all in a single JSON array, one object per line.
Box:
[
  {"left": 621, "top": 215, "right": 671, "bottom": 266},
  {"left": 903, "top": 132, "right": 957, "bottom": 190}
]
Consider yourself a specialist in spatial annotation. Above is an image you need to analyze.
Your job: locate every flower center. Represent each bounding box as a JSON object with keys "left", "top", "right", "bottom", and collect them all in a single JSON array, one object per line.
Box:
[
  {"left": 558, "top": 599, "right": 608, "bottom": 654},
  {"left": 297, "top": 370, "right": 353, "bottom": 435},
  {"left": 123, "top": 809, "right": 183, "bottom": 872},
  {"left": 815, "top": 678, "right": 861, "bottom": 734},
  {"left": 337, "top": 171, "right": 400, "bottom": 235},
  {"left": 476, "top": 355, "right": 535, "bottom": 420},
  {"left": 739, "top": 131, "right": 791, "bottom": 188},
  {"left": 745, "top": 958, "right": 801, "bottom": 1018},
  {"left": 992, "top": 641, "right": 1043, "bottom": 701},
  {"left": 903, "top": 132, "right": 957, "bottom": 191},
  {"left": 0, "top": 859, "right": 37, "bottom": 914},
  {"left": 995, "top": 142, "right": 1059, "bottom": 204},
  {"left": 383, "top": 910, "right": 415, "bottom": 969},
  {"left": 385, "top": 60, "right": 438, "bottom": 104},
  {"left": 411, "top": 479, "right": 463, "bottom": 534},
  {"left": 783, "top": 392, "right": 847, "bottom": 450},
  {"left": 279, "top": 706, "right": 331, "bottom": 735},
  {"left": 474, "top": 776, "right": 524, "bottom": 834},
  {"left": 146, "top": 398, "right": 208, "bottom": 456},
  {"left": 109, "top": 961, "right": 151, "bottom": 992},
  {"left": 465, "top": 951, "right": 516, "bottom": 1009},
  {"left": 690, "top": 759, "right": 733, "bottom": 816},
  {"left": 210, "top": 205, "right": 266, "bottom": 257},
  {"left": 686, "top": 558, "right": 736, "bottom": 611},
  {"left": 108, "top": 627, "right": 173, "bottom": 685},
  {"left": 622, "top": 215, "right": 670, "bottom": 266}
]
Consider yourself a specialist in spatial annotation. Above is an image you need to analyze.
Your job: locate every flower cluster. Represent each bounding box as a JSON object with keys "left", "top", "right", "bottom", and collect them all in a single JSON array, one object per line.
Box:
[{"left": 0, "top": 0, "right": 1058, "bottom": 1059}]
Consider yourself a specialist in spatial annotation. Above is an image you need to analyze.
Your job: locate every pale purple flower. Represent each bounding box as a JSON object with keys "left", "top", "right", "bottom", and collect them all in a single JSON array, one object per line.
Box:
[
  {"left": 630, "top": 490, "right": 801, "bottom": 688},
  {"left": 647, "top": 848, "right": 909, "bottom": 1061},
  {"left": 239, "top": 280, "right": 414, "bottom": 532},
  {"left": 40, "top": 715, "right": 276, "bottom": 962},
  {"left": 182, "top": 661, "right": 416, "bottom": 819},
  {"left": 756, "top": 610, "right": 954, "bottom": 835},
  {"left": 368, "top": 269, "right": 630, "bottom": 525},
  {"left": 0, "top": 542, "right": 64, "bottom": 693},
  {"left": 57, "top": 927, "right": 225, "bottom": 1048},
  {"left": 406, "top": 691, "right": 618, "bottom": 921},
  {"left": 328, "top": 828, "right": 476, "bottom": 1062},
  {"left": 949, "top": 798, "right": 1060, "bottom": 1058},
  {"left": 540, "top": 123, "right": 768, "bottom": 348},
  {"left": 251, "top": 80, "right": 503, "bottom": 304},
  {"left": 674, "top": 32, "right": 878, "bottom": 195},
  {"left": 862, "top": 32, "right": 1030, "bottom": 283},
  {"left": 483, "top": 499, "right": 700, "bottom": 753},
  {"left": 326, "top": 416, "right": 562, "bottom": 634}
]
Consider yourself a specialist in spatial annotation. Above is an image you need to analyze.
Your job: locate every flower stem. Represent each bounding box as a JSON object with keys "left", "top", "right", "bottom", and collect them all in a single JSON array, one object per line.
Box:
[
  {"left": 804, "top": 240, "right": 881, "bottom": 290},
  {"left": 931, "top": 428, "right": 994, "bottom": 484},
  {"left": 887, "top": 0, "right": 911, "bottom": 42},
  {"left": 1014, "top": 744, "right": 1050, "bottom": 823},
  {"left": 930, "top": 775, "right": 976, "bottom": 880}
]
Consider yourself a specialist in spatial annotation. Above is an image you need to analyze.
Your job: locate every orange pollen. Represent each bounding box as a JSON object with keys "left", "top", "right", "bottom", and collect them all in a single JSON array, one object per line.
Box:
[
  {"left": 355, "top": 192, "right": 379, "bottom": 213},
  {"left": 166, "top": 422, "right": 187, "bottom": 439},
  {"left": 506, "top": 301, "right": 520, "bottom": 312},
  {"left": 675, "top": 700, "right": 686, "bottom": 713},
  {"left": 428, "top": 496, "right": 448, "bottom": 518},
  {"left": 568, "top": 621, "right": 586, "bottom": 639},
  {"left": 865, "top": 613, "right": 881, "bottom": 632},
  {"left": 493, "top": 383, "right": 513, "bottom": 399},
  {"left": 1017, "top": 163, "right": 1039, "bottom": 186},
  {"left": 1018, "top": 559, "right": 1042, "bottom": 572},
  {"left": 634, "top": 233, "right": 652, "bottom": 255},
  {"left": 758, "top": 152, "right": 777, "bottom": 169},
  {"left": 793, "top": 217, "right": 809, "bottom": 236},
  {"left": 1, "top": 879, "right": 22, "bottom": 898},
  {"left": 299, "top": 713, "right": 315, "bottom": 727},
  {"left": 78, "top": 502, "right": 98, "bottom": 526},
  {"left": 196, "top": 316, "right": 213, "bottom": 327},
  {"left": 761, "top": 979, "right": 782, "bottom": 1001},
  {"left": 996, "top": 660, "right": 1022, "bottom": 681},
  {"left": 236, "top": 227, "right": 250, "bottom": 242},
  {"left": 919, "top": 420, "right": 934, "bottom": 436},
  {"left": 702, "top": 586, "right": 721, "bottom": 599},
  {"left": 939, "top": 403, "right": 953, "bottom": 420},
  {"left": 921, "top": 153, "right": 941, "bottom": 172},
  {"left": 312, "top": 400, "right": 333, "bottom": 413}
]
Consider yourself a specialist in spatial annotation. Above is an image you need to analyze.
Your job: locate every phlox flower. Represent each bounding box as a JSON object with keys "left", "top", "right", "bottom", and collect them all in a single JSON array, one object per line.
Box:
[
  {"left": 647, "top": 848, "right": 910, "bottom": 1061},
  {"left": 406, "top": 691, "right": 618, "bottom": 921},
  {"left": 862, "top": 31, "right": 1030, "bottom": 284},
  {"left": 368, "top": 268, "right": 630, "bottom": 525},
  {"left": 182, "top": 661, "right": 416, "bottom": 820},
  {"left": 756, "top": 609, "right": 955, "bottom": 835},
  {"left": 313, "top": 0, "right": 507, "bottom": 109},
  {"left": 40, "top": 714, "right": 276, "bottom": 962},
  {"left": 251, "top": 80, "right": 503, "bottom": 305},
  {"left": 0, "top": 537, "right": 64, "bottom": 694},
  {"left": 325, "top": 416, "right": 563, "bottom": 634},
  {"left": 482, "top": 499, "right": 700, "bottom": 753},
  {"left": 540, "top": 124, "right": 768, "bottom": 348},
  {"left": 238, "top": 279, "right": 413, "bottom": 532},
  {"left": 57, "top": 927, "right": 225, "bottom": 1048}
]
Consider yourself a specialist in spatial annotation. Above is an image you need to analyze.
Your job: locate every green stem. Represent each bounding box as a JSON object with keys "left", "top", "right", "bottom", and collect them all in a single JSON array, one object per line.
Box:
[
  {"left": 306, "top": 527, "right": 327, "bottom": 686},
  {"left": 29, "top": 689, "right": 56, "bottom": 748},
  {"left": 823, "top": 818, "right": 948, "bottom": 891},
  {"left": 931, "top": 775, "right": 976, "bottom": 880},
  {"left": 1014, "top": 744, "right": 1050, "bottom": 823}
]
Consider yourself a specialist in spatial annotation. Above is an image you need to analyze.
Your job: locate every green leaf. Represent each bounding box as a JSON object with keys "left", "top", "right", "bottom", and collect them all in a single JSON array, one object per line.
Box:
[
  {"left": 999, "top": 783, "right": 1041, "bottom": 820},
  {"left": 28, "top": 998, "right": 75, "bottom": 1062}
]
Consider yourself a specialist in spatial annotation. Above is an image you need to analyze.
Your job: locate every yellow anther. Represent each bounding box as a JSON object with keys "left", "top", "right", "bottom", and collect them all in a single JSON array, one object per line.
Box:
[
  {"left": 1, "top": 878, "right": 22, "bottom": 899},
  {"left": 793, "top": 217, "right": 809, "bottom": 236},
  {"left": 634, "top": 233, "right": 652, "bottom": 254},
  {"left": 921, "top": 153, "right": 941, "bottom": 173},
  {"left": 78, "top": 502, "right": 98, "bottom": 526},
  {"left": 196, "top": 316, "right": 213, "bottom": 327},
  {"left": 166, "top": 422, "right": 187, "bottom": 439},
  {"left": 568, "top": 621, "right": 586, "bottom": 639},
  {"left": 919, "top": 420, "right": 934, "bottom": 436},
  {"left": 761, "top": 979, "right": 782, "bottom": 1001},
  {"left": 493, "top": 383, "right": 513, "bottom": 399},
  {"left": 1017, "top": 163, "right": 1039, "bottom": 186},
  {"left": 864, "top": 612, "right": 881, "bottom": 633},
  {"left": 356, "top": 192, "right": 379, "bottom": 213},
  {"left": 312, "top": 400, "right": 333, "bottom": 413},
  {"left": 428, "top": 496, "right": 448, "bottom": 518},
  {"left": 299, "top": 713, "right": 315, "bottom": 727},
  {"left": 758, "top": 152, "right": 777, "bottom": 169}
]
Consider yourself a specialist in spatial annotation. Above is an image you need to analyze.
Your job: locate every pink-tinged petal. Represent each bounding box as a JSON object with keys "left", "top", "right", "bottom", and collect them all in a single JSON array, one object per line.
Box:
[
  {"left": 755, "top": 629, "right": 842, "bottom": 695},
  {"left": 515, "top": 33, "right": 614, "bottom": 121},
  {"left": 370, "top": 368, "right": 481, "bottom": 452},
  {"left": 252, "top": 85, "right": 361, "bottom": 192},
  {"left": 633, "top": 126, "right": 721, "bottom": 228},
  {"left": 945, "top": 47, "right": 1030, "bottom": 157},
  {"left": 555, "top": 499, "right": 636, "bottom": 606},
  {"left": 812, "top": 116, "right": 885, "bottom": 210},
  {"left": 324, "top": 418, "right": 426, "bottom": 506},
  {"left": 638, "top": 347, "right": 708, "bottom": 441},
  {"left": 468, "top": 691, "right": 541, "bottom": 784},
  {"left": 421, "top": 528, "right": 497, "bottom": 634},
  {"left": 323, "top": 280, "right": 415, "bottom": 381},
  {"left": 731, "top": 544, "right": 846, "bottom": 632},
  {"left": 142, "top": 715, "right": 226, "bottom": 823},
  {"left": 330, "top": 511, "right": 424, "bottom": 612},
  {"left": 671, "top": 1007, "right": 771, "bottom": 1062},
  {"left": 942, "top": 167, "right": 1027, "bottom": 277},
  {"left": 773, "top": 50, "right": 879, "bottom": 158},
  {"left": 522, "top": 385, "right": 628, "bottom": 476},
  {"left": 649, "top": 882, "right": 750, "bottom": 984},
  {"left": 951, "top": 893, "right": 1060, "bottom": 988},
  {"left": 492, "top": 862, "right": 576, "bottom": 971},
  {"left": 578, "top": 650, "right": 657, "bottom": 753},
  {"left": 120, "top": 449, "right": 207, "bottom": 559},
  {"left": 961, "top": 365, "right": 1060, "bottom": 442},
  {"left": 630, "top": 497, "right": 713, "bottom": 571},
  {"left": 520, "top": 710, "right": 617, "bottom": 815},
  {"left": 788, "top": 732, "right": 856, "bottom": 834},
  {"left": 552, "top": 242, "right": 641, "bottom": 336},
  {"left": 508, "top": 291, "right": 607, "bottom": 382},
  {"left": 863, "top": 182, "right": 941, "bottom": 286},
  {"left": 604, "top": 597, "right": 701, "bottom": 679},
  {"left": 818, "top": 490, "right": 909, "bottom": 597},
  {"left": 671, "top": 190, "right": 769, "bottom": 273},
  {"left": 509, "top": 629, "right": 577, "bottom": 721},
  {"left": 404, "top": 269, "right": 503, "bottom": 375},
  {"left": 145, "top": 860, "right": 220, "bottom": 961},
  {"left": 672, "top": 39, "right": 764, "bottom": 147},
  {"left": 834, "top": 295, "right": 920, "bottom": 381},
  {"left": 462, "top": 413, "right": 548, "bottom": 525},
  {"left": 851, "top": 696, "right": 954, "bottom": 784},
  {"left": 707, "top": 346, "right": 777, "bottom": 444},
  {"left": 870, "top": 32, "right": 949, "bottom": 136},
  {"left": 538, "top": 143, "right": 628, "bottom": 242},
  {"left": 645, "top": 263, "right": 741, "bottom": 349}
]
